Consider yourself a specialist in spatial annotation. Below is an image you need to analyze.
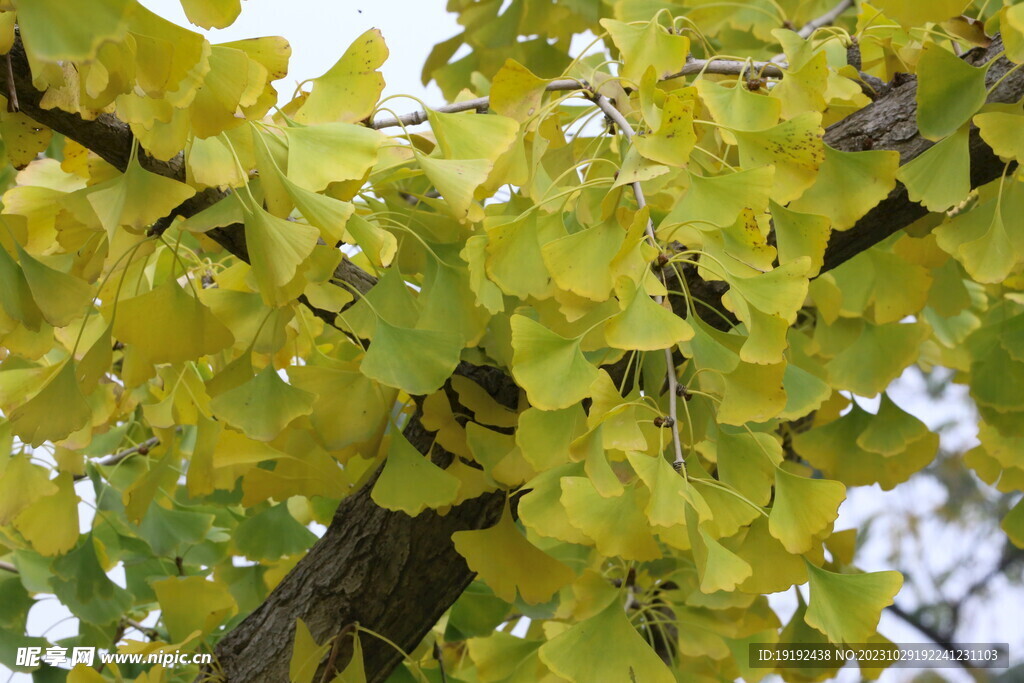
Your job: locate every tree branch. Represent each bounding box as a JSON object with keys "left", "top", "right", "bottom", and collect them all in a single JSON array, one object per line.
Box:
[{"left": 798, "top": 0, "right": 855, "bottom": 39}]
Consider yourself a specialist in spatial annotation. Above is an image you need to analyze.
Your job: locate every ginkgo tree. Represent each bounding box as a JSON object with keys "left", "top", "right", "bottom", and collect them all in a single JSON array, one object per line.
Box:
[{"left": 0, "top": 0, "right": 1023, "bottom": 681}]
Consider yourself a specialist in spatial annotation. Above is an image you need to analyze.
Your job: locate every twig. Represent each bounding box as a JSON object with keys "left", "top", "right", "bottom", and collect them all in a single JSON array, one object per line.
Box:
[
  {"left": 0, "top": 560, "right": 16, "bottom": 574},
  {"left": 798, "top": 0, "right": 855, "bottom": 39},
  {"left": 123, "top": 618, "right": 160, "bottom": 640},
  {"left": 368, "top": 59, "right": 784, "bottom": 130},
  {"left": 591, "top": 93, "right": 686, "bottom": 473},
  {"left": 4, "top": 52, "right": 17, "bottom": 112},
  {"left": 72, "top": 436, "right": 161, "bottom": 481},
  {"left": 320, "top": 623, "right": 355, "bottom": 683},
  {"left": 886, "top": 603, "right": 975, "bottom": 670}
]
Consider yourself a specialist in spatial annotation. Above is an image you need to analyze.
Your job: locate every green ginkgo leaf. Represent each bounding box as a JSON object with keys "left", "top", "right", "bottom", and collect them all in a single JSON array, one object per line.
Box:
[
  {"left": 725, "top": 257, "right": 811, "bottom": 324},
  {"left": 234, "top": 503, "right": 318, "bottom": 561},
  {"left": 360, "top": 318, "right": 463, "bottom": 395},
  {"left": 484, "top": 213, "right": 555, "bottom": 299},
  {"left": 897, "top": 126, "right": 971, "bottom": 212},
  {"left": 733, "top": 113, "right": 824, "bottom": 203},
  {"left": 916, "top": 42, "right": 989, "bottom": 141},
  {"left": 1003, "top": 497, "right": 1024, "bottom": 549},
  {"left": 280, "top": 174, "right": 355, "bottom": 245},
  {"left": 696, "top": 80, "right": 780, "bottom": 140},
  {"left": 561, "top": 478, "right": 661, "bottom": 561},
  {"left": 826, "top": 321, "right": 929, "bottom": 397},
  {"left": 791, "top": 146, "right": 900, "bottom": 230},
  {"left": 804, "top": 562, "right": 902, "bottom": 644},
  {"left": 600, "top": 17, "right": 690, "bottom": 84},
  {"left": 691, "top": 520, "right": 753, "bottom": 594},
  {"left": 210, "top": 365, "right": 315, "bottom": 441},
  {"left": 715, "top": 430, "right": 781, "bottom": 507},
  {"left": 727, "top": 516, "right": 808, "bottom": 594},
  {"left": 114, "top": 280, "right": 234, "bottom": 363},
  {"left": 538, "top": 598, "right": 675, "bottom": 683},
  {"left": 605, "top": 279, "right": 693, "bottom": 350},
  {"left": 285, "top": 123, "right": 383, "bottom": 191},
  {"left": 627, "top": 450, "right": 711, "bottom": 527},
  {"left": 345, "top": 213, "right": 398, "bottom": 269},
  {"left": 0, "top": 240, "right": 43, "bottom": 330},
  {"left": 510, "top": 315, "right": 600, "bottom": 410},
  {"left": 856, "top": 393, "right": 930, "bottom": 456},
  {"left": 241, "top": 203, "right": 320, "bottom": 305},
  {"left": 9, "top": 362, "right": 92, "bottom": 447},
  {"left": 371, "top": 432, "right": 461, "bottom": 516},
  {"left": 452, "top": 503, "right": 575, "bottom": 604},
  {"left": 769, "top": 467, "right": 846, "bottom": 554},
  {"left": 16, "top": 0, "right": 131, "bottom": 62}
]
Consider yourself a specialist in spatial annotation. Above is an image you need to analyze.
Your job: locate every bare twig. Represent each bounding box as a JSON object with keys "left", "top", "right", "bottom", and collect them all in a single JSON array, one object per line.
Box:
[
  {"left": 369, "top": 59, "right": 783, "bottom": 130},
  {"left": 798, "top": 0, "right": 855, "bottom": 39},
  {"left": 4, "top": 52, "right": 17, "bottom": 112},
  {"left": 0, "top": 560, "right": 16, "bottom": 574},
  {"left": 123, "top": 618, "right": 160, "bottom": 641},
  {"left": 591, "top": 92, "right": 687, "bottom": 473},
  {"left": 72, "top": 436, "right": 161, "bottom": 481},
  {"left": 886, "top": 603, "right": 975, "bottom": 670}
]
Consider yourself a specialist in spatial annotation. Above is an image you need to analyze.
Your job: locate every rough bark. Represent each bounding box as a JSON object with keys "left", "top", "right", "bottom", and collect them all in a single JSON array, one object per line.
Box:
[{"left": 2, "top": 32, "right": 1022, "bottom": 683}]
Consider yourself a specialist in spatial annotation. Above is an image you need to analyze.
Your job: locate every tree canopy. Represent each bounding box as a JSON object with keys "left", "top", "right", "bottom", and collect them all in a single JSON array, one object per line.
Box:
[{"left": 1, "top": 0, "right": 1023, "bottom": 681}]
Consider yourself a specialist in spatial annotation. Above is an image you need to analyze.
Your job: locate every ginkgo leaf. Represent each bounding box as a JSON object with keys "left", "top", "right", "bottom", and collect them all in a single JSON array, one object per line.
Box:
[
  {"left": 691, "top": 520, "right": 753, "bottom": 594},
  {"left": 51, "top": 535, "right": 132, "bottom": 625},
  {"left": 771, "top": 49, "right": 828, "bottom": 119},
  {"left": 234, "top": 502, "right": 318, "bottom": 560},
  {"left": 696, "top": 80, "right": 780, "bottom": 142},
  {"left": 733, "top": 113, "right": 825, "bottom": 203},
  {"left": 279, "top": 174, "right": 355, "bottom": 245},
  {"left": 17, "top": 0, "right": 131, "bottom": 62},
  {"left": 113, "top": 280, "right": 234, "bottom": 363},
  {"left": 13, "top": 472, "right": 79, "bottom": 556},
  {"left": 541, "top": 219, "right": 623, "bottom": 301},
  {"left": 294, "top": 29, "right": 388, "bottom": 125},
  {"left": 975, "top": 110, "right": 1024, "bottom": 163},
  {"left": 12, "top": 242, "right": 93, "bottom": 328},
  {"left": 517, "top": 464, "right": 592, "bottom": 545},
  {"left": 484, "top": 213, "right": 555, "bottom": 299},
  {"left": 600, "top": 17, "right": 690, "bottom": 84},
  {"left": 241, "top": 202, "right": 320, "bottom": 304},
  {"left": 0, "top": 454, "right": 58, "bottom": 525},
  {"left": 725, "top": 257, "right": 811, "bottom": 323},
  {"left": 661, "top": 166, "right": 774, "bottom": 232},
  {"left": 714, "top": 430, "right": 780, "bottom": 506},
  {"left": 791, "top": 146, "right": 900, "bottom": 230},
  {"left": 874, "top": 0, "right": 970, "bottom": 28},
  {"left": 770, "top": 201, "right": 831, "bottom": 276},
  {"left": 804, "top": 562, "right": 903, "bottom": 644},
  {"left": 897, "top": 126, "right": 971, "bottom": 212},
  {"left": 826, "top": 321, "right": 929, "bottom": 397},
  {"left": 209, "top": 365, "right": 315, "bottom": 441},
  {"left": 345, "top": 213, "right": 398, "bottom": 268},
  {"left": 151, "top": 575, "right": 238, "bottom": 643},
  {"left": 916, "top": 42, "right": 989, "bottom": 141},
  {"left": 180, "top": 0, "right": 242, "bottom": 29},
  {"left": 628, "top": 450, "right": 711, "bottom": 527},
  {"left": 856, "top": 393, "right": 930, "bottom": 456},
  {"left": 428, "top": 110, "right": 519, "bottom": 163},
  {"left": 290, "top": 618, "right": 331, "bottom": 683},
  {"left": 371, "top": 432, "right": 461, "bottom": 516},
  {"left": 289, "top": 365, "right": 395, "bottom": 450},
  {"left": 510, "top": 315, "right": 600, "bottom": 410},
  {"left": 605, "top": 279, "right": 693, "bottom": 350},
  {"left": 516, "top": 406, "right": 583, "bottom": 472},
  {"left": 561, "top": 478, "right": 661, "bottom": 561},
  {"left": 285, "top": 123, "right": 383, "bottom": 191},
  {"left": 360, "top": 319, "right": 463, "bottom": 396},
  {"left": 633, "top": 95, "right": 696, "bottom": 166},
  {"left": 769, "top": 467, "right": 846, "bottom": 554},
  {"left": 452, "top": 503, "right": 574, "bottom": 604},
  {"left": 728, "top": 516, "right": 809, "bottom": 594},
  {"left": 717, "top": 361, "right": 788, "bottom": 426},
  {"left": 416, "top": 154, "right": 492, "bottom": 220},
  {"left": 85, "top": 154, "right": 196, "bottom": 239},
  {"left": 0, "top": 240, "right": 43, "bottom": 330},
  {"left": 1003, "top": 497, "right": 1024, "bottom": 549},
  {"left": 490, "top": 59, "right": 549, "bottom": 122},
  {"left": 9, "top": 362, "right": 92, "bottom": 447},
  {"left": 538, "top": 598, "right": 675, "bottom": 683}
]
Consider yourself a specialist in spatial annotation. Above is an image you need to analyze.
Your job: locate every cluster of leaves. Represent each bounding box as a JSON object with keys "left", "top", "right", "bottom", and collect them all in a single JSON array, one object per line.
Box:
[{"left": 0, "top": 0, "right": 1023, "bottom": 681}]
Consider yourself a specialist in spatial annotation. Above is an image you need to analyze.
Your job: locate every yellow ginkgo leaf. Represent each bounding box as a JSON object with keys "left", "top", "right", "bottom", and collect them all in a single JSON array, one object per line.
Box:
[
  {"left": 633, "top": 94, "right": 696, "bottom": 167},
  {"left": 0, "top": 454, "right": 58, "bottom": 525},
  {"left": 661, "top": 166, "right": 774, "bottom": 233},
  {"left": 717, "top": 361, "right": 788, "bottom": 426},
  {"left": 605, "top": 279, "right": 693, "bottom": 351},
  {"left": 691, "top": 522, "right": 753, "bottom": 594},
  {"left": 9, "top": 362, "right": 92, "bottom": 447},
  {"left": 0, "top": 240, "right": 43, "bottom": 330},
  {"left": 540, "top": 220, "right": 623, "bottom": 301},
  {"left": 769, "top": 466, "right": 846, "bottom": 554},
  {"left": 17, "top": 0, "right": 131, "bottom": 63},
  {"left": 209, "top": 365, "right": 315, "bottom": 441},
  {"left": 151, "top": 575, "right": 238, "bottom": 643},
  {"left": 733, "top": 113, "right": 825, "bottom": 203},
  {"left": 560, "top": 478, "right": 661, "bottom": 561},
  {"left": 13, "top": 472, "right": 79, "bottom": 556},
  {"left": 696, "top": 80, "right": 780, "bottom": 141},
  {"left": 371, "top": 432, "right": 461, "bottom": 516},
  {"left": 600, "top": 17, "right": 690, "bottom": 84},
  {"left": 975, "top": 110, "right": 1024, "bottom": 163},
  {"left": 856, "top": 393, "right": 930, "bottom": 456},
  {"left": 14, "top": 242, "right": 93, "bottom": 328},
  {"left": 428, "top": 110, "right": 519, "bottom": 163},
  {"left": 627, "top": 450, "right": 711, "bottom": 527},
  {"left": 85, "top": 154, "right": 196, "bottom": 239},
  {"left": 791, "top": 146, "right": 900, "bottom": 231},
  {"left": 452, "top": 503, "right": 575, "bottom": 604},
  {"left": 289, "top": 618, "right": 331, "bottom": 683},
  {"left": 180, "top": 0, "right": 242, "bottom": 29},
  {"left": 289, "top": 365, "right": 395, "bottom": 450},
  {"left": 113, "top": 280, "right": 234, "bottom": 364},
  {"left": 416, "top": 154, "right": 492, "bottom": 221},
  {"left": 489, "top": 59, "right": 550, "bottom": 122},
  {"left": 804, "top": 562, "right": 903, "bottom": 644},
  {"left": 539, "top": 598, "right": 675, "bottom": 683},
  {"left": 285, "top": 122, "right": 384, "bottom": 191},
  {"left": 294, "top": 29, "right": 388, "bottom": 125},
  {"left": 510, "top": 315, "right": 600, "bottom": 411}
]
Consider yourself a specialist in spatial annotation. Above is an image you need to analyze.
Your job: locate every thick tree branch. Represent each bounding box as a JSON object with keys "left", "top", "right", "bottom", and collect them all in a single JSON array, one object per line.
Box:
[{"left": 3, "top": 32, "right": 1024, "bottom": 683}]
